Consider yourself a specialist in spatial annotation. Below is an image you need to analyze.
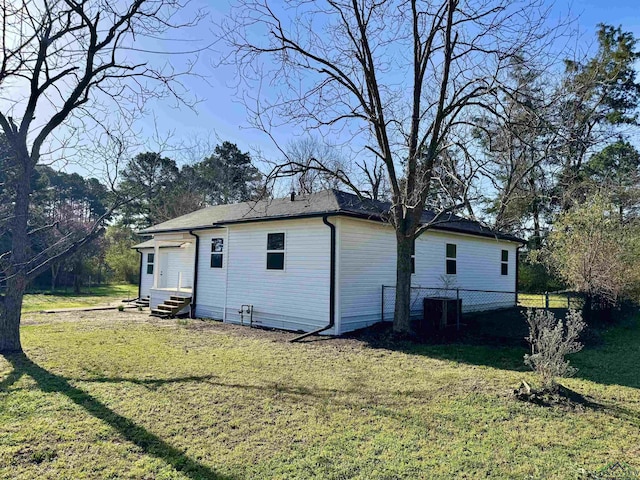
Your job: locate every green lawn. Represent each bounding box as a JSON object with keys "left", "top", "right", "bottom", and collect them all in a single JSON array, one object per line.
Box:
[
  {"left": 518, "top": 292, "right": 582, "bottom": 310},
  {"left": 1, "top": 310, "right": 639, "bottom": 479},
  {"left": 21, "top": 284, "right": 138, "bottom": 313}
]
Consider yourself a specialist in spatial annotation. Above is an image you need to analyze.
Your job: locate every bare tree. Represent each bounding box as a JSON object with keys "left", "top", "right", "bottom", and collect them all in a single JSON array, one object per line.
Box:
[
  {"left": 282, "top": 137, "right": 345, "bottom": 194},
  {"left": 270, "top": 136, "right": 389, "bottom": 200},
  {"left": 0, "top": 0, "right": 203, "bottom": 353},
  {"left": 223, "top": 0, "right": 559, "bottom": 333},
  {"left": 473, "top": 59, "right": 559, "bottom": 244}
]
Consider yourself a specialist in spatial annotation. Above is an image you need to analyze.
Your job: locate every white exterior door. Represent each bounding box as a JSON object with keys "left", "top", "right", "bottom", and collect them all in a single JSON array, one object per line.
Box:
[{"left": 158, "top": 252, "right": 169, "bottom": 288}]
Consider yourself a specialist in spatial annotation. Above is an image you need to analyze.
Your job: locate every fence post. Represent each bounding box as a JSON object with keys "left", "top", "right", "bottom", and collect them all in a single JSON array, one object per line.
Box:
[
  {"left": 567, "top": 293, "right": 570, "bottom": 309},
  {"left": 456, "top": 288, "right": 460, "bottom": 331},
  {"left": 381, "top": 285, "right": 385, "bottom": 322},
  {"left": 545, "top": 291, "right": 549, "bottom": 309}
]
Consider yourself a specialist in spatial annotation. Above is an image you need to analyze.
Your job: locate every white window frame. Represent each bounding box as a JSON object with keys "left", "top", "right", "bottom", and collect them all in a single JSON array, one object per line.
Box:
[
  {"left": 211, "top": 238, "right": 224, "bottom": 269},
  {"left": 501, "top": 249, "right": 509, "bottom": 276},
  {"left": 266, "top": 232, "right": 286, "bottom": 271},
  {"left": 445, "top": 243, "right": 457, "bottom": 275},
  {"left": 146, "top": 253, "right": 155, "bottom": 275}
]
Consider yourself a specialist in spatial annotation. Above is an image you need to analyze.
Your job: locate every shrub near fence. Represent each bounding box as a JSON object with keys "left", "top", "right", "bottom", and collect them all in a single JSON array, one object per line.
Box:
[{"left": 381, "top": 286, "right": 581, "bottom": 323}]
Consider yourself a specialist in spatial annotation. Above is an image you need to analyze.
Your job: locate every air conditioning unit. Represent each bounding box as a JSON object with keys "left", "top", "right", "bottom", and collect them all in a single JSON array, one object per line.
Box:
[{"left": 423, "top": 296, "right": 462, "bottom": 330}]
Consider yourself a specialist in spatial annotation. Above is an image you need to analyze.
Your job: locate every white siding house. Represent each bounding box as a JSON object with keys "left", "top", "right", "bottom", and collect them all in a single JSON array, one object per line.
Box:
[
  {"left": 192, "top": 218, "right": 332, "bottom": 332},
  {"left": 138, "top": 247, "right": 154, "bottom": 299},
  {"left": 336, "top": 217, "right": 518, "bottom": 330},
  {"left": 135, "top": 190, "right": 523, "bottom": 335}
]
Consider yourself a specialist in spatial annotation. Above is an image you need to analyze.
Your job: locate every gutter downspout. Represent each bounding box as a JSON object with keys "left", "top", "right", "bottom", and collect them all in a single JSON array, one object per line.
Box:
[
  {"left": 136, "top": 249, "right": 142, "bottom": 300},
  {"left": 189, "top": 230, "right": 201, "bottom": 319},
  {"left": 515, "top": 245, "right": 521, "bottom": 306},
  {"left": 291, "top": 215, "right": 336, "bottom": 342}
]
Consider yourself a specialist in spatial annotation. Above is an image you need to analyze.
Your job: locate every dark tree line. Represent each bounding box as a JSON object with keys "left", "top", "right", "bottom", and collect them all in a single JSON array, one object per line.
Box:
[
  {"left": 118, "top": 142, "right": 262, "bottom": 230},
  {"left": 0, "top": 0, "right": 207, "bottom": 353},
  {"left": 1, "top": 138, "right": 109, "bottom": 293},
  {"left": 472, "top": 24, "right": 640, "bottom": 244},
  {"left": 101, "top": 142, "right": 263, "bottom": 284},
  {"left": 1, "top": 139, "right": 263, "bottom": 295}
]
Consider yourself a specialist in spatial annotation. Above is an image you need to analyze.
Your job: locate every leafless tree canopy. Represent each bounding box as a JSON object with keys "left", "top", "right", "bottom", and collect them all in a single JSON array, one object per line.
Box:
[
  {"left": 0, "top": 0, "right": 204, "bottom": 352},
  {"left": 222, "top": 0, "right": 561, "bottom": 332},
  {"left": 0, "top": 0, "right": 202, "bottom": 159},
  {"left": 281, "top": 137, "right": 347, "bottom": 195},
  {"left": 224, "top": 0, "right": 558, "bottom": 225}
]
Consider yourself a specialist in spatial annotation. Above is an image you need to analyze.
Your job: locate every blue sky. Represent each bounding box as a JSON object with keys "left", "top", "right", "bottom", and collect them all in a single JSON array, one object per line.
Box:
[
  {"left": 137, "top": 0, "right": 640, "bottom": 164},
  {"left": 49, "top": 0, "right": 640, "bottom": 177}
]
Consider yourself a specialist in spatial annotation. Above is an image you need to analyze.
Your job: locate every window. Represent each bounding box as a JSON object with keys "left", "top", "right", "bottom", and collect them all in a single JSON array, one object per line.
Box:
[
  {"left": 501, "top": 249, "right": 508, "bottom": 276},
  {"left": 411, "top": 239, "right": 416, "bottom": 274},
  {"left": 146, "top": 253, "right": 155, "bottom": 275},
  {"left": 446, "top": 243, "right": 457, "bottom": 275},
  {"left": 267, "top": 233, "right": 285, "bottom": 270},
  {"left": 211, "top": 238, "right": 224, "bottom": 268}
]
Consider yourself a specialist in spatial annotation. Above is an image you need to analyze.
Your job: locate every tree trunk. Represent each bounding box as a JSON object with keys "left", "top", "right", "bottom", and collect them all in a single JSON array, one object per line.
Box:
[
  {"left": 51, "top": 264, "right": 59, "bottom": 292},
  {"left": 0, "top": 156, "right": 32, "bottom": 354},
  {"left": 393, "top": 234, "right": 414, "bottom": 335},
  {"left": 529, "top": 176, "right": 542, "bottom": 250},
  {"left": 531, "top": 207, "right": 541, "bottom": 250},
  {"left": 0, "top": 277, "right": 25, "bottom": 353}
]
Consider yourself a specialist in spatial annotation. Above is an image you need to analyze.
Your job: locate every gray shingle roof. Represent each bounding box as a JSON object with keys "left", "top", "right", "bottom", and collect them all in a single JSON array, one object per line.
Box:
[
  {"left": 131, "top": 239, "right": 155, "bottom": 249},
  {"left": 138, "top": 189, "right": 523, "bottom": 243}
]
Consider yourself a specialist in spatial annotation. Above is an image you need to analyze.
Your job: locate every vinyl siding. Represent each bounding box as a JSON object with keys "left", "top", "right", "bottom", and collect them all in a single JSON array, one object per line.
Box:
[
  {"left": 223, "top": 218, "right": 332, "bottom": 333},
  {"left": 159, "top": 244, "right": 195, "bottom": 290},
  {"left": 337, "top": 217, "right": 396, "bottom": 332},
  {"left": 337, "top": 217, "right": 519, "bottom": 331},
  {"left": 194, "top": 229, "right": 228, "bottom": 320},
  {"left": 139, "top": 248, "right": 154, "bottom": 298}
]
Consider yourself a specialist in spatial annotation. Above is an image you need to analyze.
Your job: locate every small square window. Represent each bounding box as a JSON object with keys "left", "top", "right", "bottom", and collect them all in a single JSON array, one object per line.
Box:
[
  {"left": 267, "top": 233, "right": 285, "bottom": 251},
  {"left": 446, "top": 243, "right": 457, "bottom": 258},
  {"left": 501, "top": 250, "right": 508, "bottom": 262},
  {"left": 211, "top": 254, "right": 223, "bottom": 268},
  {"left": 446, "top": 259, "right": 457, "bottom": 275},
  {"left": 267, "top": 252, "right": 285, "bottom": 270},
  {"left": 501, "top": 263, "right": 508, "bottom": 276},
  {"left": 212, "top": 238, "right": 224, "bottom": 253}
]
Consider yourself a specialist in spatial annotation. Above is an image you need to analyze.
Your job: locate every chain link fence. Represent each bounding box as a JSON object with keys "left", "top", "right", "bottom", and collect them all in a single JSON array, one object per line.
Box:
[
  {"left": 381, "top": 286, "right": 582, "bottom": 322},
  {"left": 517, "top": 291, "right": 584, "bottom": 310}
]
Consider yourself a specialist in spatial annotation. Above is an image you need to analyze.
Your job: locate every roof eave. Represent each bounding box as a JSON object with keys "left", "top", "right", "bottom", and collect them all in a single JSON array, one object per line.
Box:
[
  {"left": 428, "top": 224, "right": 525, "bottom": 244},
  {"left": 137, "top": 209, "right": 525, "bottom": 244}
]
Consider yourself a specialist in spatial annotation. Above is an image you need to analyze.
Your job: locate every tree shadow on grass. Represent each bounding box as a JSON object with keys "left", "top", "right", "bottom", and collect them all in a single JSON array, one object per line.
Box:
[
  {"left": 71, "top": 374, "right": 220, "bottom": 391},
  {"left": 2, "top": 353, "right": 234, "bottom": 480},
  {"left": 525, "top": 385, "right": 640, "bottom": 427},
  {"left": 350, "top": 314, "right": 640, "bottom": 390},
  {"left": 74, "top": 374, "right": 346, "bottom": 399},
  {"left": 350, "top": 321, "right": 528, "bottom": 372},
  {"left": 0, "top": 365, "right": 25, "bottom": 392}
]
